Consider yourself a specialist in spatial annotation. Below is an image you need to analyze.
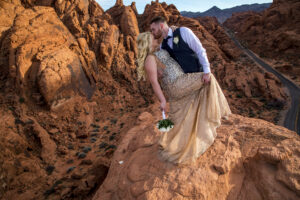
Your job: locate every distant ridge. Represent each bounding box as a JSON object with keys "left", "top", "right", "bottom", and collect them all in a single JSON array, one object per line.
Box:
[{"left": 181, "top": 3, "right": 271, "bottom": 23}]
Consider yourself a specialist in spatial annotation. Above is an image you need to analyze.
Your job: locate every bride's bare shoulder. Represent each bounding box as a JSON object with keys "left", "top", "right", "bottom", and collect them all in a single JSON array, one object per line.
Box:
[
  {"left": 144, "top": 54, "right": 157, "bottom": 68},
  {"left": 145, "top": 53, "right": 166, "bottom": 71}
]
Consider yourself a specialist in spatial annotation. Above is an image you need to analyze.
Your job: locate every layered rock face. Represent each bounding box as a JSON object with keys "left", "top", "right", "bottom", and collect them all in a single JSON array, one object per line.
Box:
[
  {"left": 7, "top": 6, "right": 97, "bottom": 107},
  {"left": 224, "top": 0, "right": 300, "bottom": 85},
  {"left": 0, "top": 0, "right": 298, "bottom": 199},
  {"left": 139, "top": 1, "right": 287, "bottom": 124},
  {"left": 93, "top": 108, "right": 300, "bottom": 200},
  {"left": 0, "top": 0, "right": 154, "bottom": 199},
  {"left": 105, "top": 0, "right": 139, "bottom": 66},
  {"left": 2, "top": 0, "right": 150, "bottom": 108},
  {"left": 0, "top": 0, "right": 24, "bottom": 88}
]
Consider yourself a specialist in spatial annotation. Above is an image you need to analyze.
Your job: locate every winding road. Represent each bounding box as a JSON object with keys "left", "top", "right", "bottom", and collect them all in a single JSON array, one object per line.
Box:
[{"left": 223, "top": 27, "right": 300, "bottom": 135}]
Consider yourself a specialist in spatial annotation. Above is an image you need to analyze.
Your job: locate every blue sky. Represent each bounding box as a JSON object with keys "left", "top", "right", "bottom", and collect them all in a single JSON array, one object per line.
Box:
[{"left": 96, "top": 0, "right": 273, "bottom": 13}]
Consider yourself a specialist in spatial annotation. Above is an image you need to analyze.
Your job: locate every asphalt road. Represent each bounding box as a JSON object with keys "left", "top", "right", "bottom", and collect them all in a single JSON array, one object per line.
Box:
[{"left": 223, "top": 27, "right": 300, "bottom": 135}]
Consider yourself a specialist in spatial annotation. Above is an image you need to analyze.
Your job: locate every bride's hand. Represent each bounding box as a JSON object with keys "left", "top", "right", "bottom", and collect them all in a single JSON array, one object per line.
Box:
[{"left": 160, "top": 99, "right": 167, "bottom": 112}]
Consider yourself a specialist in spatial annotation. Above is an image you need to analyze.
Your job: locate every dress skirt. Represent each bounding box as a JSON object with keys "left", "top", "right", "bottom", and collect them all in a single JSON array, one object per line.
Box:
[{"left": 158, "top": 72, "right": 232, "bottom": 164}]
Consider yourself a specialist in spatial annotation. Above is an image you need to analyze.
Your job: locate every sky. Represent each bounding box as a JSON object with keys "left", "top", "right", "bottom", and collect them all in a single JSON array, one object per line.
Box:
[{"left": 96, "top": 0, "right": 273, "bottom": 13}]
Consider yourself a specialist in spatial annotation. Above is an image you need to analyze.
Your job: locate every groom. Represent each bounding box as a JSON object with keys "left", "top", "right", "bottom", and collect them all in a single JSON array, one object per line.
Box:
[{"left": 150, "top": 16, "right": 211, "bottom": 84}]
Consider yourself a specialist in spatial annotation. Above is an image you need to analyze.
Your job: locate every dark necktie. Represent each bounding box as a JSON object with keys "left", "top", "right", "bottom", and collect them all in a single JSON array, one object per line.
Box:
[
  {"left": 166, "top": 35, "right": 172, "bottom": 40},
  {"left": 163, "top": 35, "right": 173, "bottom": 49}
]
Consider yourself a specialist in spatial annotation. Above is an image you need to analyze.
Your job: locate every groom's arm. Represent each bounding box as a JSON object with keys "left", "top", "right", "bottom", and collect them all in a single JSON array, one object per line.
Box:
[{"left": 180, "top": 27, "right": 211, "bottom": 74}]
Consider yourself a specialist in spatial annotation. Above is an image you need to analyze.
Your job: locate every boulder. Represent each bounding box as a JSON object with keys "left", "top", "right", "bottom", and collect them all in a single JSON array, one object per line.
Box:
[
  {"left": 7, "top": 6, "right": 97, "bottom": 107},
  {"left": 93, "top": 112, "right": 300, "bottom": 200}
]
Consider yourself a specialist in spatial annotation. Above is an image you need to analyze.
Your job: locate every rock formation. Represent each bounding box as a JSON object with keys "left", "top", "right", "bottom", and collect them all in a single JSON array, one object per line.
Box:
[
  {"left": 7, "top": 6, "right": 97, "bottom": 107},
  {"left": 106, "top": 0, "right": 139, "bottom": 63},
  {"left": 0, "top": 0, "right": 298, "bottom": 199},
  {"left": 224, "top": 0, "right": 300, "bottom": 86},
  {"left": 93, "top": 108, "right": 300, "bottom": 200},
  {"left": 0, "top": 0, "right": 24, "bottom": 88},
  {"left": 139, "top": 1, "right": 287, "bottom": 124},
  {"left": 0, "top": 0, "right": 154, "bottom": 198}
]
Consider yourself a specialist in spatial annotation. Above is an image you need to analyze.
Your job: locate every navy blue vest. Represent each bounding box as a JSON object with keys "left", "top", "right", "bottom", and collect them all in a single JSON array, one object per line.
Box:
[{"left": 161, "top": 28, "right": 203, "bottom": 73}]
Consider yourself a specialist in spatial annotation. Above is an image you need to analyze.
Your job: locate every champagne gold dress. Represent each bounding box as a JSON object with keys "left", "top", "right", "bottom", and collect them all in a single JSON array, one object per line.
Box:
[{"left": 153, "top": 49, "right": 232, "bottom": 164}]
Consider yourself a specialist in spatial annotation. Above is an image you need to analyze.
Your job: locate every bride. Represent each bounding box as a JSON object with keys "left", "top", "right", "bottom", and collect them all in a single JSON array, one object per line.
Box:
[{"left": 136, "top": 32, "right": 232, "bottom": 164}]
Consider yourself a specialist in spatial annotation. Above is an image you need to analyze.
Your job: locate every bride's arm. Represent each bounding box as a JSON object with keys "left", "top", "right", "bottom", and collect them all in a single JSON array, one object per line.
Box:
[{"left": 144, "top": 55, "right": 167, "bottom": 109}]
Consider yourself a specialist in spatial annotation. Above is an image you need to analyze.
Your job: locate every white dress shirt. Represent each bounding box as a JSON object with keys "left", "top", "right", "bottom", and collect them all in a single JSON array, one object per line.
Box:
[{"left": 160, "top": 27, "right": 211, "bottom": 74}]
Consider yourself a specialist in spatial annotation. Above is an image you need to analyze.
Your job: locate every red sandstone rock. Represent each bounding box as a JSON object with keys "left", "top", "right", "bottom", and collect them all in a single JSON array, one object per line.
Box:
[
  {"left": 0, "top": 0, "right": 24, "bottom": 80},
  {"left": 106, "top": 0, "right": 139, "bottom": 58},
  {"left": 120, "top": 7, "right": 139, "bottom": 38},
  {"left": 7, "top": 6, "right": 97, "bottom": 107},
  {"left": 30, "top": 119, "right": 57, "bottom": 164},
  {"left": 196, "top": 16, "right": 242, "bottom": 60},
  {"left": 93, "top": 109, "right": 300, "bottom": 200},
  {"left": 224, "top": 0, "right": 300, "bottom": 85},
  {"left": 131, "top": 2, "right": 138, "bottom": 16},
  {"left": 0, "top": 0, "right": 297, "bottom": 199},
  {"left": 0, "top": 1, "right": 155, "bottom": 198},
  {"left": 138, "top": 1, "right": 287, "bottom": 123}
]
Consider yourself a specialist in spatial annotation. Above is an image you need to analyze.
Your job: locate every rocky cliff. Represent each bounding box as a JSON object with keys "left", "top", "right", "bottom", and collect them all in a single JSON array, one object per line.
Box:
[
  {"left": 0, "top": 0, "right": 298, "bottom": 199},
  {"left": 93, "top": 108, "right": 300, "bottom": 200},
  {"left": 0, "top": 0, "right": 154, "bottom": 199},
  {"left": 224, "top": 0, "right": 300, "bottom": 86},
  {"left": 139, "top": 1, "right": 287, "bottom": 124}
]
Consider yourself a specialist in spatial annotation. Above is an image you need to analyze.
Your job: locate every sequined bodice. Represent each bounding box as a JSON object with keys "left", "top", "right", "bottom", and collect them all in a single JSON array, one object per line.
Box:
[{"left": 154, "top": 49, "right": 184, "bottom": 84}]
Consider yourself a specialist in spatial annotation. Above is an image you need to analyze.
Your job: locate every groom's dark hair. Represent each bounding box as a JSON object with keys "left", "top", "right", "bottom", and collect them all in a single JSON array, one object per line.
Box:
[{"left": 150, "top": 16, "right": 167, "bottom": 24}]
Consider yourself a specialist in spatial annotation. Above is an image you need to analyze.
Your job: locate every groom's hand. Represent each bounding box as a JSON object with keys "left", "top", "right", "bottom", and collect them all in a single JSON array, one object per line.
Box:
[{"left": 202, "top": 73, "right": 211, "bottom": 84}]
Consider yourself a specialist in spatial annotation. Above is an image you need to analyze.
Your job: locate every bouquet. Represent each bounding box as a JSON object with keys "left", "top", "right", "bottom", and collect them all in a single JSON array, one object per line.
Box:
[{"left": 156, "top": 110, "right": 174, "bottom": 132}]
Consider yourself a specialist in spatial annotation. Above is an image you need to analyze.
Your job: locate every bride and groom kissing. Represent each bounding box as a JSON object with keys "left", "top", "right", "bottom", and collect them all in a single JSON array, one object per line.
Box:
[{"left": 136, "top": 16, "right": 232, "bottom": 165}]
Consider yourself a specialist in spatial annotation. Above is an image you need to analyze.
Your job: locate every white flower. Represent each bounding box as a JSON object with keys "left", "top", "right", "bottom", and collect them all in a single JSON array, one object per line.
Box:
[
  {"left": 173, "top": 36, "right": 179, "bottom": 44},
  {"left": 119, "top": 161, "right": 124, "bottom": 164}
]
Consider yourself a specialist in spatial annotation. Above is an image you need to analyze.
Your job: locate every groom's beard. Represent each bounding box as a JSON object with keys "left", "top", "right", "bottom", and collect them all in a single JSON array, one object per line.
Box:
[{"left": 154, "top": 29, "right": 163, "bottom": 39}]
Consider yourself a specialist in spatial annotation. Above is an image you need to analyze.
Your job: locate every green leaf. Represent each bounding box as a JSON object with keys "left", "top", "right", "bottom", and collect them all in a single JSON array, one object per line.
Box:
[{"left": 158, "top": 118, "right": 174, "bottom": 129}]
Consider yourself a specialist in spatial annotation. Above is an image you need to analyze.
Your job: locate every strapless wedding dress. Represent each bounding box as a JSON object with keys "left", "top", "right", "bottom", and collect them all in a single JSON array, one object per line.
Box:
[{"left": 153, "top": 49, "right": 232, "bottom": 164}]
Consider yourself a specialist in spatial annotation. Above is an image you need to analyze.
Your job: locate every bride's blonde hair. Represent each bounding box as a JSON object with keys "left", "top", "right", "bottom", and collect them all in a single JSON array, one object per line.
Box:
[{"left": 136, "top": 32, "right": 153, "bottom": 81}]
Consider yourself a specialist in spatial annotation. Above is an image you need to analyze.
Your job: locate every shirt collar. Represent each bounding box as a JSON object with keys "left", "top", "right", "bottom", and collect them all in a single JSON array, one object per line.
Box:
[{"left": 165, "top": 27, "right": 173, "bottom": 39}]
